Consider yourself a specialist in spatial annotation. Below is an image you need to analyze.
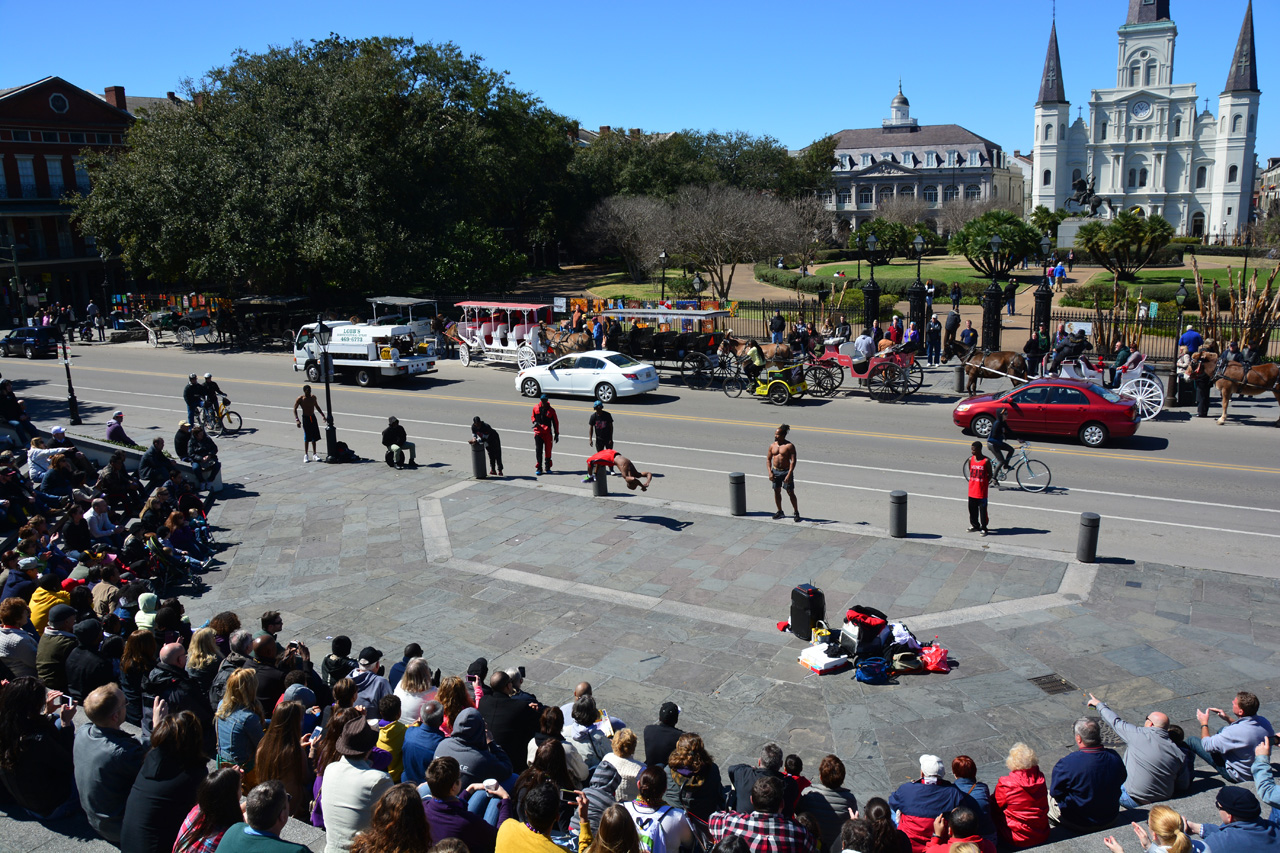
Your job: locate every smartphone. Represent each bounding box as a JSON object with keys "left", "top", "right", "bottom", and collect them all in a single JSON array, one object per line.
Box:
[
  {"left": 518, "top": 666, "right": 526, "bottom": 678},
  {"left": 287, "top": 641, "right": 299, "bottom": 650},
  {"left": 312, "top": 726, "right": 323, "bottom": 741},
  {"left": 466, "top": 673, "right": 478, "bottom": 684},
  {"left": 560, "top": 789, "right": 577, "bottom": 802},
  {"left": 58, "top": 695, "right": 73, "bottom": 707}
]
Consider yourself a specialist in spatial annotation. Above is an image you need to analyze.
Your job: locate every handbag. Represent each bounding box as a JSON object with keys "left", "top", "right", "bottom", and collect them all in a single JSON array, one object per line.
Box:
[{"left": 921, "top": 644, "right": 950, "bottom": 673}]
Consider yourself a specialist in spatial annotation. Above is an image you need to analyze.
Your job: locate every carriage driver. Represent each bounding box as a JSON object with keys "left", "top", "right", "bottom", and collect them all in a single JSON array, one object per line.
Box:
[{"left": 1048, "top": 329, "right": 1092, "bottom": 375}]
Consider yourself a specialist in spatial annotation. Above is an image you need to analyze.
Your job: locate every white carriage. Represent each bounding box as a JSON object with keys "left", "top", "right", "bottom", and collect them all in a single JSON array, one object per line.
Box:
[
  {"left": 1057, "top": 351, "right": 1165, "bottom": 420},
  {"left": 450, "top": 301, "right": 556, "bottom": 370}
]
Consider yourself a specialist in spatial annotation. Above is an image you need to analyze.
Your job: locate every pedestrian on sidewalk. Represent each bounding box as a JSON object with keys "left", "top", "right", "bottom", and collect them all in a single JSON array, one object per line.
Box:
[
  {"left": 531, "top": 395, "right": 559, "bottom": 475},
  {"left": 381, "top": 416, "right": 416, "bottom": 469},
  {"left": 292, "top": 385, "right": 326, "bottom": 464},
  {"left": 959, "top": 321, "right": 977, "bottom": 349},
  {"left": 588, "top": 402, "right": 613, "bottom": 453},
  {"left": 926, "top": 315, "right": 942, "bottom": 366},
  {"left": 1053, "top": 262, "right": 1067, "bottom": 293},
  {"left": 950, "top": 283, "right": 962, "bottom": 312},
  {"left": 924, "top": 280, "right": 936, "bottom": 315},
  {"left": 943, "top": 310, "right": 962, "bottom": 354},
  {"left": 966, "top": 442, "right": 990, "bottom": 536},
  {"left": 1067, "top": 250, "right": 1074, "bottom": 273},
  {"left": 767, "top": 424, "right": 799, "bottom": 522},
  {"left": 1004, "top": 280, "right": 1018, "bottom": 317},
  {"left": 471, "top": 417, "right": 503, "bottom": 476},
  {"left": 769, "top": 311, "right": 786, "bottom": 345}
]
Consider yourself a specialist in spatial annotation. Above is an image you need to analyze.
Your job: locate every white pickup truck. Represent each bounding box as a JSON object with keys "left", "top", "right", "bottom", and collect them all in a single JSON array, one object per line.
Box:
[{"left": 292, "top": 320, "right": 436, "bottom": 387}]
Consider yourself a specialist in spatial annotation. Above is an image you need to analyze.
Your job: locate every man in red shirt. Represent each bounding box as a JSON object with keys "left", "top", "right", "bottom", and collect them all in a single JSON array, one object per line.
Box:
[
  {"left": 583, "top": 449, "right": 651, "bottom": 491},
  {"left": 967, "top": 442, "right": 991, "bottom": 536},
  {"left": 530, "top": 395, "right": 559, "bottom": 475}
]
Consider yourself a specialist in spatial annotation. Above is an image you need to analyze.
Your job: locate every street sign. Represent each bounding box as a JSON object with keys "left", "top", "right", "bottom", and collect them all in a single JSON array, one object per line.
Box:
[
  {"left": 1149, "top": 301, "right": 1158, "bottom": 318},
  {"left": 553, "top": 297, "right": 566, "bottom": 312}
]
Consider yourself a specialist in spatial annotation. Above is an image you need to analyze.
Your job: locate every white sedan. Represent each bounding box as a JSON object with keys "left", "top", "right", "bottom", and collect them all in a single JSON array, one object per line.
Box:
[{"left": 515, "top": 350, "right": 660, "bottom": 402}]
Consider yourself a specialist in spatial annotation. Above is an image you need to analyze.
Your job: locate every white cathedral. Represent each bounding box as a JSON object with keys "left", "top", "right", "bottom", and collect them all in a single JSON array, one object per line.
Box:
[{"left": 1032, "top": 0, "right": 1259, "bottom": 240}]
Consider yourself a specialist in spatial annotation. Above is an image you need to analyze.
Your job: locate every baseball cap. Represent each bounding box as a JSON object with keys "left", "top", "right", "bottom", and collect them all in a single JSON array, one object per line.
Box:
[
  {"left": 203, "top": 373, "right": 212, "bottom": 379},
  {"left": 920, "top": 754, "right": 946, "bottom": 779},
  {"left": 540, "top": 394, "right": 548, "bottom": 401},
  {"left": 48, "top": 603, "right": 76, "bottom": 625},
  {"left": 18, "top": 557, "right": 39, "bottom": 572},
  {"left": 1217, "top": 786, "right": 1262, "bottom": 820},
  {"left": 52, "top": 426, "right": 65, "bottom": 435},
  {"left": 358, "top": 646, "right": 383, "bottom": 665},
  {"left": 112, "top": 411, "right": 123, "bottom": 418},
  {"left": 593, "top": 401, "right": 603, "bottom": 409}
]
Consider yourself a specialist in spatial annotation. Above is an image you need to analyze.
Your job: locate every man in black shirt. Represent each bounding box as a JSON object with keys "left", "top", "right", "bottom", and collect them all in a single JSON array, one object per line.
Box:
[
  {"left": 643, "top": 701, "right": 683, "bottom": 767},
  {"left": 588, "top": 401, "right": 613, "bottom": 452},
  {"left": 470, "top": 417, "right": 503, "bottom": 476},
  {"left": 381, "top": 416, "right": 417, "bottom": 468}
]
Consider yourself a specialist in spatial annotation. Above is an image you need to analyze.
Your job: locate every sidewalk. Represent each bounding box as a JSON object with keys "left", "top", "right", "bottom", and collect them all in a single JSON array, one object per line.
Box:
[{"left": 5, "top": 439, "right": 1276, "bottom": 852}]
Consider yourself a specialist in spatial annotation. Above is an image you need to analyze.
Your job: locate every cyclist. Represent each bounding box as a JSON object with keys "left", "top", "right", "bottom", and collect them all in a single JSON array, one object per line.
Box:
[
  {"left": 987, "top": 409, "right": 1015, "bottom": 477},
  {"left": 199, "top": 373, "right": 225, "bottom": 426},
  {"left": 744, "top": 340, "right": 767, "bottom": 384},
  {"left": 182, "top": 374, "right": 204, "bottom": 425}
]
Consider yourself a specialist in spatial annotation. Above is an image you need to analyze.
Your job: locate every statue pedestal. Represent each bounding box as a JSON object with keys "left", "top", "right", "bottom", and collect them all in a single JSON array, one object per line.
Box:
[{"left": 1057, "top": 220, "right": 1085, "bottom": 249}]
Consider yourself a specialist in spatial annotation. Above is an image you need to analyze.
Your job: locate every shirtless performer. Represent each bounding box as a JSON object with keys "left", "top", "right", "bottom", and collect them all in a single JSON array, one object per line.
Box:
[
  {"left": 767, "top": 423, "right": 799, "bottom": 521},
  {"left": 583, "top": 448, "right": 652, "bottom": 491},
  {"left": 293, "top": 384, "right": 327, "bottom": 463}
]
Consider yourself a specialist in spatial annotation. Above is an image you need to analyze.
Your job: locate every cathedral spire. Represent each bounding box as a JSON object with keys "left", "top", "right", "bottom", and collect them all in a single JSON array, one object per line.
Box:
[
  {"left": 1036, "top": 22, "right": 1067, "bottom": 105},
  {"left": 1224, "top": 0, "right": 1259, "bottom": 93},
  {"left": 1126, "top": 0, "right": 1170, "bottom": 24}
]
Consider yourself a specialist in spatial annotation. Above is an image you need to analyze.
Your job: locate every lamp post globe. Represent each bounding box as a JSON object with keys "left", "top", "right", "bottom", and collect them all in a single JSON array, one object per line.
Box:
[{"left": 659, "top": 250, "right": 668, "bottom": 302}]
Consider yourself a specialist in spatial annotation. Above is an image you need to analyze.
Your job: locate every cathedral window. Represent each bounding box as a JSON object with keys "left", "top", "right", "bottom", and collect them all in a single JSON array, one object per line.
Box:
[
  {"left": 1041, "top": 171, "right": 1051, "bottom": 187},
  {"left": 923, "top": 186, "right": 938, "bottom": 204},
  {"left": 1139, "top": 168, "right": 1148, "bottom": 187},
  {"left": 1072, "top": 169, "right": 1082, "bottom": 182},
  {"left": 1129, "top": 64, "right": 1140, "bottom": 86},
  {"left": 1145, "top": 62, "right": 1157, "bottom": 86},
  {"left": 1248, "top": 114, "right": 1256, "bottom": 132},
  {"left": 1228, "top": 165, "right": 1239, "bottom": 183},
  {"left": 1196, "top": 166, "right": 1207, "bottom": 188},
  {"left": 1043, "top": 123, "right": 1053, "bottom": 142},
  {"left": 1173, "top": 117, "right": 1181, "bottom": 137},
  {"left": 1232, "top": 115, "right": 1243, "bottom": 132},
  {"left": 1100, "top": 121, "right": 1108, "bottom": 141},
  {"left": 1128, "top": 169, "right": 1137, "bottom": 187}
]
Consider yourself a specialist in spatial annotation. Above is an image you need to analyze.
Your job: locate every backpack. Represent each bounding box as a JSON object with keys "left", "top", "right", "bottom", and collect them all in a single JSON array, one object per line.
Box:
[
  {"left": 627, "top": 803, "right": 671, "bottom": 853},
  {"left": 854, "top": 657, "right": 892, "bottom": 685}
]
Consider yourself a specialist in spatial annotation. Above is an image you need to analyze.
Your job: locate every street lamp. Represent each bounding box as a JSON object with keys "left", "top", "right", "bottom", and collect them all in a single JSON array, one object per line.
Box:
[
  {"left": 1033, "top": 235, "right": 1054, "bottom": 336},
  {"left": 0, "top": 238, "right": 24, "bottom": 326},
  {"left": 658, "top": 250, "right": 668, "bottom": 302},
  {"left": 981, "top": 234, "right": 1004, "bottom": 351},
  {"left": 1241, "top": 234, "right": 1252, "bottom": 288},
  {"left": 1175, "top": 279, "right": 1189, "bottom": 336},
  {"left": 313, "top": 314, "right": 339, "bottom": 463},
  {"left": 907, "top": 234, "right": 927, "bottom": 331},
  {"left": 691, "top": 272, "right": 704, "bottom": 294},
  {"left": 54, "top": 320, "right": 82, "bottom": 425},
  {"left": 913, "top": 234, "right": 926, "bottom": 282},
  {"left": 861, "top": 234, "right": 881, "bottom": 333}
]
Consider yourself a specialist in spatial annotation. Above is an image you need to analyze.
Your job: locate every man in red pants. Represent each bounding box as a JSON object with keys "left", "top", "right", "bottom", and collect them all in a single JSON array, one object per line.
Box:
[
  {"left": 531, "top": 394, "right": 559, "bottom": 475},
  {"left": 583, "top": 448, "right": 652, "bottom": 491}
]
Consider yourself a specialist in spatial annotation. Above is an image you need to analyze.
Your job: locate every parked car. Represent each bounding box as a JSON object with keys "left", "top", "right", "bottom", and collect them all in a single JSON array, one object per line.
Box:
[
  {"left": 952, "top": 377, "right": 1140, "bottom": 447},
  {"left": 515, "top": 351, "right": 660, "bottom": 402},
  {"left": 0, "top": 326, "right": 60, "bottom": 359}
]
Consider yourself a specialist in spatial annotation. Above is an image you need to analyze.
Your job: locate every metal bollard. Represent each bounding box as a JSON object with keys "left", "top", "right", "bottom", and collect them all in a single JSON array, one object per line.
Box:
[
  {"left": 592, "top": 472, "right": 608, "bottom": 497},
  {"left": 954, "top": 365, "right": 965, "bottom": 393},
  {"left": 728, "top": 472, "right": 746, "bottom": 516},
  {"left": 1077, "top": 512, "right": 1100, "bottom": 563},
  {"left": 470, "top": 441, "right": 487, "bottom": 479},
  {"left": 889, "top": 490, "right": 908, "bottom": 538}
]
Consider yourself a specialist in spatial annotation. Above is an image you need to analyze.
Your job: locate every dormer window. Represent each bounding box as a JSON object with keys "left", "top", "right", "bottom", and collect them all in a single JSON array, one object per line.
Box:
[
  {"left": 968, "top": 149, "right": 981, "bottom": 167},
  {"left": 946, "top": 150, "right": 957, "bottom": 167},
  {"left": 861, "top": 153, "right": 871, "bottom": 167},
  {"left": 902, "top": 152, "right": 912, "bottom": 166},
  {"left": 926, "top": 152, "right": 936, "bottom": 168}
]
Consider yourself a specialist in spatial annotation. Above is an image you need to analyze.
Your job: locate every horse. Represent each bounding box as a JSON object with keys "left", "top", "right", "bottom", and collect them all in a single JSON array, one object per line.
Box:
[
  {"left": 718, "top": 331, "right": 792, "bottom": 365},
  {"left": 538, "top": 323, "right": 594, "bottom": 357},
  {"left": 1187, "top": 350, "right": 1280, "bottom": 426},
  {"left": 942, "top": 340, "right": 1028, "bottom": 395}
]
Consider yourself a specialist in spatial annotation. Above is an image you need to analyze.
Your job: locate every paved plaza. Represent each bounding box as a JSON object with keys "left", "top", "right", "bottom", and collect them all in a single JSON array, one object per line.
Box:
[{"left": 5, "top": 438, "right": 1280, "bottom": 851}]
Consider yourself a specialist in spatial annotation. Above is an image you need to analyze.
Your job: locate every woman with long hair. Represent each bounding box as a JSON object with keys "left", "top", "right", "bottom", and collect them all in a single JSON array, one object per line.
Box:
[
  {"left": 120, "top": 628, "right": 158, "bottom": 726},
  {"left": 172, "top": 766, "right": 244, "bottom": 853},
  {"left": 350, "top": 783, "right": 432, "bottom": 853},
  {"left": 215, "top": 667, "right": 264, "bottom": 781},
  {"left": 992, "top": 743, "right": 1049, "bottom": 849},
  {"left": 663, "top": 733, "right": 724, "bottom": 822},
  {"left": 321, "top": 676, "right": 358, "bottom": 729},
  {"left": 120, "top": 711, "right": 209, "bottom": 853},
  {"left": 1103, "top": 804, "right": 1205, "bottom": 853},
  {"left": 166, "top": 510, "right": 211, "bottom": 561},
  {"left": 186, "top": 626, "right": 222, "bottom": 695},
  {"left": 140, "top": 493, "right": 169, "bottom": 533},
  {"left": 436, "top": 675, "right": 473, "bottom": 736},
  {"left": 599, "top": 729, "right": 645, "bottom": 803},
  {"left": 623, "top": 767, "right": 689, "bottom": 852},
  {"left": 309, "top": 706, "right": 365, "bottom": 828},
  {"left": 528, "top": 705, "right": 590, "bottom": 786},
  {"left": 207, "top": 611, "right": 240, "bottom": 657},
  {"left": 863, "top": 796, "right": 912, "bottom": 853},
  {"left": 255, "top": 699, "right": 315, "bottom": 819},
  {"left": 393, "top": 657, "right": 435, "bottom": 725},
  {"left": 0, "top": 676, "right": 78, "bottom": 819},
  {"left": 580, "top": 802, "right": 641, "bottom": 853}
]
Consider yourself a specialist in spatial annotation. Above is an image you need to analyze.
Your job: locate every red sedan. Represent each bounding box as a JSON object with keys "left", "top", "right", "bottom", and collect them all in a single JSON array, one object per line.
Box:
[{"left": 952, "top": 377, "right": 1140, "bottom": 447}]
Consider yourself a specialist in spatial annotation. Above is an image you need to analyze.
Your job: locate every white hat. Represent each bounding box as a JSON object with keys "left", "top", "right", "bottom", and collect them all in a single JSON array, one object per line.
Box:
[
  {"left": 920, "top": 754, "right": 945, "bottom": 778},
  {"left": 52, "top": 426, "right": 65, "bottom": 435}
]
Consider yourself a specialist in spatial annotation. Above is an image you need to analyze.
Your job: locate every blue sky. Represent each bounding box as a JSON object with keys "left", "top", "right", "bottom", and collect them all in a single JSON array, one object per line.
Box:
[{"left": 6, "top": 0, "right": 1274, "bottom": 158}]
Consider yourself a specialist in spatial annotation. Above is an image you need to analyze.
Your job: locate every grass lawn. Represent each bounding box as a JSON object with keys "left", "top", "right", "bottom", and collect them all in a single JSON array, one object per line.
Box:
[
  {"left": 815, "top": 256, "right": 997, "bottom": 286},
  {"left": 586, "top": 271, "right": 689, "bottom": 301}
]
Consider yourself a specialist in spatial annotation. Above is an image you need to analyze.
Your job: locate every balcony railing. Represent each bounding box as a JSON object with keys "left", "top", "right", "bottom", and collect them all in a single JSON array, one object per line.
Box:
[{"left": 19, "top": 181, "right": 37, "bottom": 199}]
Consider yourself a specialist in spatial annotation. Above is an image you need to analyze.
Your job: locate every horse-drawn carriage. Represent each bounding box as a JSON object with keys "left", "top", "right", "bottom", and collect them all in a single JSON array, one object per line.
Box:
[
  {"left": 448, "top": 301, "right": 556, "bottom": 369},
  {"left": 1054, "top": 352, "right": 1165, "bottom": 420},
  {"left": 602, "top": 308, "right": 730, "bottom": 388},
  {"left": 812, "top": 340, "right": 925, "bottom": 402}
]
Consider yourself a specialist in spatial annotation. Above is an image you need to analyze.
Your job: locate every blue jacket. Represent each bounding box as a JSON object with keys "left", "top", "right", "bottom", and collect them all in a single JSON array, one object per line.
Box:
[
  {"left": 402, "top": 723, "right": 445, "bottom": 784},
  {"left": 1202, "top": 817, "right": 1280, "bottom": 853},
  {"left": 216, "top": 707, "right": 264, "bottom": 769},
  {"left": 434, "top": 709, "right": 512, "bottom": 787},
  {"left": 1251, "top": 754, "right": 1280, "bottom": 821},
  {"left": 888, "top": 779, "right": 980, "bottom": 847},
  {"left": 1049, "top": 747, "right": 1125, "bottom": 828},
  {"left": 1179, "top": 330, "right": 1205, "bottom": 352}
]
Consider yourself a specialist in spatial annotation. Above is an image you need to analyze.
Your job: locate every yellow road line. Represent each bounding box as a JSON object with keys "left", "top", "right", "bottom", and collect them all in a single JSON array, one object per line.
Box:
[{"left": 33, "top": 363, "right": 1280, "bottom": 475}]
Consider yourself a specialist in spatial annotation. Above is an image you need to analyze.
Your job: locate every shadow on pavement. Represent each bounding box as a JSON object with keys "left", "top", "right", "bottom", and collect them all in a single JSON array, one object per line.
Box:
[
  {"left": 615, "top": 514, "right": 693, "bottom": 532},
  {"left": 989, "top": 526, "right": 1051, "bottom": 536}
]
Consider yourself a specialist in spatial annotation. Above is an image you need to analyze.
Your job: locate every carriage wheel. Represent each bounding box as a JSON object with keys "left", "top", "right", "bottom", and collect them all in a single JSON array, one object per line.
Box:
[
  {"left": 821, "top": 361, "right": 844, "bottom": 388},
  {"left": 867, "top": 363, "right": 906, "bottom": 403},
  {"left": 804, "top": 365, "right": 838, "bottom": 398},
  {"left": 1119, "top": 376, "right": 1165, "bottom": 421},
  {"left": 147, "top": 329, "right": 159, "bottom": 348},
  {"left": 177, "top": 328, "right": 195, "bottom": 350},
  {"left": 768, "top": 383, "right": 792, "bottom": 406},
  {"left": 712, "top": 354, "right": 740, "bottom": 384},
  {"left": 682, "top": 353, "right": 713, "bottom": 390},
  {"left": 906, "top": 363, "right": 925, "bottom": 393},
  {"left": 458, "top": 343, "right": 471, "bottom": 367},
  {"left": 722, "top": 376, "right": 745, "bottom": 398},
  {"left": 517, "top": 344, "right": 536, "bottom": 371}
]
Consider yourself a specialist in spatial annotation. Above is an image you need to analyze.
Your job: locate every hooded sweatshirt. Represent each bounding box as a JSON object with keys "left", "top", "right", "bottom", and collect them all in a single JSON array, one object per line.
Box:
[
  {"left": 348, "top": 667, "right": 391, "bottom": 720},
  {"left": 434, "top": 707, "right": 513, "bottom": 787},
  {"left": 134, "top": 592, "right": 159, "bottom": 631},
  {"left": 66, "top": 621, "right": 114, "bottom": 701}
]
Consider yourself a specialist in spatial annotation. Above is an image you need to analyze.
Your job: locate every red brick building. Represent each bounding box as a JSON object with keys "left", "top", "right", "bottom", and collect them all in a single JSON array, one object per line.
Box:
[{"left": 0, "top": 77, "right": 178, "bottom": 324}]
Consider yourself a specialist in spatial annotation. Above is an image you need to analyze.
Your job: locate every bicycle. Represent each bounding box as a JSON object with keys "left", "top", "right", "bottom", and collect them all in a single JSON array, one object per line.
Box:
[
  {"left": 196, "top": 396, "right": 243, "bottom": 436},
  {"left": 961, "top": 441, "right": 1052, "bottom": 493}
]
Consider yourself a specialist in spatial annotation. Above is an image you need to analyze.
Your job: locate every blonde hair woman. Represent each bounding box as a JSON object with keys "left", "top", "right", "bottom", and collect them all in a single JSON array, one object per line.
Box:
[
  {"left": 599, "top": 729, "right": 645, "bottom": 802},
  {"left": 992, "top": 742, "right": 1048, "bottom": 848},
  {"left": 1103, "top": 804, "right": 1205, "bottom": 853},
  {"left": 215, "top": 668, "right": 264, "bottom": 782},
  {"left": 185, "top": 627, "right": 221, "bottom": 696},
  {"left": 393, "top": 657, "right": 435, "bottom": 725}
]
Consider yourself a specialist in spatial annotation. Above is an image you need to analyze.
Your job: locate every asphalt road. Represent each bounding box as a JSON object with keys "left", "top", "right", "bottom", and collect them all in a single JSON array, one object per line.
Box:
[{"left": 8, "top": 341, "right": 1280, "bottom": 577}]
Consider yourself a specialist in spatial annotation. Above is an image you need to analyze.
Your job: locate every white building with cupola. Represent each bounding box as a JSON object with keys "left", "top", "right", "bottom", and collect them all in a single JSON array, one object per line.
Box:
[{"left": 1032, "top": 0, "right": 1260, "bottom": 240}]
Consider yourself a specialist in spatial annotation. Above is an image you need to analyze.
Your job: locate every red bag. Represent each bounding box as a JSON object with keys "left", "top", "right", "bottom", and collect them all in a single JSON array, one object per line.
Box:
[
  {"left": 845, "top": 606, "right": 887, "bottom": 630},
  {"left": 921, "top": 644, "right": 950, "bottom": 673}
]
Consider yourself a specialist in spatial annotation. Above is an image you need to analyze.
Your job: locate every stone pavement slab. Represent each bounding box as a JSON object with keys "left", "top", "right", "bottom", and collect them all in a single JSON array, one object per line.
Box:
[{"left": 6, "top": 440, "right": 1280, "bottom": 852}]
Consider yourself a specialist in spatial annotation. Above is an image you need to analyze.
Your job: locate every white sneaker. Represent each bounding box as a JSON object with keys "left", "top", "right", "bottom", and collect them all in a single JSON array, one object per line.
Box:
[{"left": 303, "top": 453, "right": 311, "bottom": 463}]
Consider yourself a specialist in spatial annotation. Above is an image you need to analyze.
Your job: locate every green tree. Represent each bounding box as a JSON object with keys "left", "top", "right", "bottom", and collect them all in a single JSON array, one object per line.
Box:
[
  {"left": 947, "top": 209, "right": 1042, "bottom": 278},
  {"left": 1030, "top": 205, "right": 1069, "bottom": 239},
  {"left": 1075, "top": 212, "right": 1175, "bottom": 280},
  {"left": 73, "top": 36, "right": 568, "bottom": 295},
  {"left": 849, "top": 218, "right": 912, "bottom": 259}
]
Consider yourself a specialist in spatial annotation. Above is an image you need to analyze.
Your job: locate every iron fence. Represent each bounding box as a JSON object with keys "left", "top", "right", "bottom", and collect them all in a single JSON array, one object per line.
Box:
[{"left": 1050, "top": 309, "right": 1280, "bottom": 363}]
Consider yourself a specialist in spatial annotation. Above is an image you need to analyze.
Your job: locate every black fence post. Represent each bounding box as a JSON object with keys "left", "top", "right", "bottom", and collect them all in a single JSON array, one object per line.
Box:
[
  {"left": 907, "top": 280, "right": 927, "bottom": 334},
  {"left": 862, "top": 279, "right": 881, "bottom": 331},
  {"left": 981, "top": 281, "right": 1003, "bottom": 351},
  {"left": 1033, "top": 279, "right": 1053, "bottom": 339}
]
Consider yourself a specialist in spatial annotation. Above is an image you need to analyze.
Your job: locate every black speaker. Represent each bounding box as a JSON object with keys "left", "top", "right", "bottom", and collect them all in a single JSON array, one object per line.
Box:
[{"left": 790, "top": 584, "right": 825, "bottom": 640}]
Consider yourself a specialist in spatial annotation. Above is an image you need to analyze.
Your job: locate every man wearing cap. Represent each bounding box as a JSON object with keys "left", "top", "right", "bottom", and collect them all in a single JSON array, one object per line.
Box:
[
  {"left": 0, "top": 596, "right": 38, "bottom": 678},
  {"left": 321, "top": 716, "right": 393, "bottom": 853},
  {"left": 1086, "top": 694, "right": 1184, "bottom": 807},
  {"left": 48, "top": 426, "right": 95, "bottom": 478},
  {"left": 588, "top": 400, "right": 613, "bottom": 454},
  {"left": 888, "top": 754, "right": 982, "bottom": 852},
  {"left": 187, "top": 425, "right": 221, "bottom": 488},
  {"left": 470, "top": 417, "right": 503, "bottom": 477},
  {"left": 105, "top": 411, "right": 134, "bottom": 446},
  {"left": 1048, "top": 717, "right": 1125, "bottom": 832},
  {"left": 1189, "top": 690, "right": 1275, "bottom": 783},
  {"left": 1186, "top": 787, "right": 1280, "bottom": 852},
  {"left": 381, "top": 416, "right": 416, "bottom": 469},
  {"left": 182, "top": 374, "right": 204, "bottom": 426},
  {"left": 531, "top": 394, "right": 559, "bottom": 475},
  {"left": 35, "top": 602, "right": 78, "bottom": 692},
  {"left": 644, "top": 702, "right": 683, "bottom": 767},
  {"left": 350, "top": 646, "right": 392, "bottom": 720},
  {"left": 174, "top": 420, "right": 193, "bottom": 461}
]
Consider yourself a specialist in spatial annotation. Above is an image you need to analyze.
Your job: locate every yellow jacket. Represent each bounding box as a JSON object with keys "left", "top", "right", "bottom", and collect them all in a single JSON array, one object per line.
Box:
[{"left": 29, "top": 587, "right": 69, "bottom": 634}]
